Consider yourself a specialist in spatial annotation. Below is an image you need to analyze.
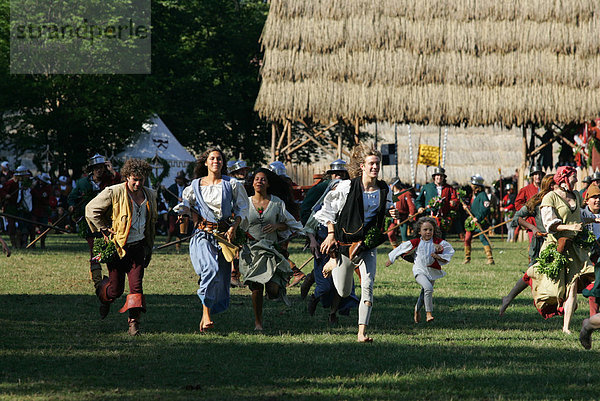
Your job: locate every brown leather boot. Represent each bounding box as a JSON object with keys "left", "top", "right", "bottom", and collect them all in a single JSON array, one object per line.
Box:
[
  {"left": 119, "top": 293, "right": 146, "bottom": 314},
  {"left": 463, "top": 245, "right": 471, "bottom": 264},
  {"left": 96, "top": 277, "right": 113, "bottom": 319},
  {"left": 484, "top": 245, "right": 495, "bottom": 265}
]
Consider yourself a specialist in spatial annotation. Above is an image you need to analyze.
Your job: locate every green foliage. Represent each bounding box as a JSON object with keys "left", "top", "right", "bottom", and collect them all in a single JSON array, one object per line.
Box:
[
  {"left": 363, "top": 225, "right": 383, "bottom": 249},
  {"left": 92, "top": 237, "right": 118, "bottom": 263},
  {"left": 536, "top": 242, "right": 567, "bottom": 280},
  {"left": 464, "top": 216, "right": 477, "bottom": 232},
  {"left": 573, "top": 229, "right": 596, "bottom": 249},
  {"left": 231, "top": 226, "right": 247, "bottom": 247}
]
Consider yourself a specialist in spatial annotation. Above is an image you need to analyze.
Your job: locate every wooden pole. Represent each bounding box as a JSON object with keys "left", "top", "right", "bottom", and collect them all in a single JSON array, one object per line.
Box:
[
  {"left": 354, "top": 118, "right": 360, "bottom": 145},
  {"left": 286, "top": 119, "right": 292, "bottom": 162},
  {"left": 271, "top": 123, "right": 277, "bottom": 161}
]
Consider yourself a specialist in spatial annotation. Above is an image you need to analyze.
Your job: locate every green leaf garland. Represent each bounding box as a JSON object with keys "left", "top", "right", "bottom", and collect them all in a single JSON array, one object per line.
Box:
[
  {"left": 92, "top": 238, "right": 118, "bottom": 264},
  {"left": 535, "top": 243, "right": 567, "bottom": 280}
]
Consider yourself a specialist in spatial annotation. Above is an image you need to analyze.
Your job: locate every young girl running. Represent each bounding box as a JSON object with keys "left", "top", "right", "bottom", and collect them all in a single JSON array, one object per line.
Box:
[{"left": 386, "top": 217, "right": 455, "bottom": 323}]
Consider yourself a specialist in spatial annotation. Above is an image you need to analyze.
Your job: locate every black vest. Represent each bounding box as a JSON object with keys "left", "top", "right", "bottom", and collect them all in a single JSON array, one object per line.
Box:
[{"left": 334, "top": 177, "right": 389, "bottom": 244}]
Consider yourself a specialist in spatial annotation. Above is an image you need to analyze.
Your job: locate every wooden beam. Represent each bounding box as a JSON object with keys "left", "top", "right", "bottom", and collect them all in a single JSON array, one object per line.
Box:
[
  {"left": 299, "top": 119, "right": 350, "bottom": 157},
  {"left": 286, "top": 120, "right": 292, "bottom": 162},
  {"left": 354, "top": 118, "right": 360, "bottom": 144},
  {"left": 282, "top": 121, "right": 338, "bottom": 154},
  {"left": 275, "top": 120, "right": 288, "bottom": 155},
  {"left": 300, "top": 129, "right": 338, "bottom": 158}
]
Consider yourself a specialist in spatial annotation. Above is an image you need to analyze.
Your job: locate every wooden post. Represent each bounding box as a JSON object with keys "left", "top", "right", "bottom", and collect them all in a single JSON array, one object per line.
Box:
[
  {"left": 271, "top": 123, "right": 277, "bottom": 162},
  {"left": 354, "top": 118, "right": 360, "bottom": 145},
  {"left": 338, "top": 131, "right": 342, "bottom": 159},
  {"left": 286, "top": 120, "right": 292, "bottom": 162}
]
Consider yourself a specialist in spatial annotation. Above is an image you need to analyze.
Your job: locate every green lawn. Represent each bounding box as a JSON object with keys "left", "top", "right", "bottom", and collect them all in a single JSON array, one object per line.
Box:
[{"left": 0, "top": 234, "right": 597, "bottom": 400}]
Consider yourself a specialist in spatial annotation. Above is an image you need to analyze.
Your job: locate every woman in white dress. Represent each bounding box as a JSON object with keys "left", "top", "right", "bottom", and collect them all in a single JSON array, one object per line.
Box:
[{"left": 239, "top": 168, "right": 303, "bottom": 330}]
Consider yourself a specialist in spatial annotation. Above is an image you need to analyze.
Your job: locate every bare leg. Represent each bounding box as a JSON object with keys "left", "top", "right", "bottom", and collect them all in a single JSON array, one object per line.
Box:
[
  {"left": 200, "top": 304, "right": 213, "bottom": 332},
  {"left": 562, "top": 281, "right": 578, "bottom": 334},
  {"left": 357, "top": 321, "right": 373, "bottom": 343},
  {"left": 251, "top": 285, "right": 264, "bottom": 331},
  {"left": 580, "top": 313, "right": 600, "bottom": 349}
]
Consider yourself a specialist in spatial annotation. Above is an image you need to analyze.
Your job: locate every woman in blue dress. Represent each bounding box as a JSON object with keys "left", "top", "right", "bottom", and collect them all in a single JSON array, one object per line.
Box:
[{"left": 175, "top": 148, "right": 248, "bottom": 332}]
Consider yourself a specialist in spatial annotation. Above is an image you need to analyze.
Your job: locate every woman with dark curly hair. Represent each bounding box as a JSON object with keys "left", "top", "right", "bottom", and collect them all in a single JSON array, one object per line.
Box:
[
  {"left": 386, "top": 216, "right": 455, "bottom": 323},
  {"left": 175, "top": 147, "right": 248, "bottom": 332},
  {"left": 239, "top": 168, "right": 303, "bottom": 330},
  {"left": 314, "top": 143, "right": 398, "bottom": 342}
]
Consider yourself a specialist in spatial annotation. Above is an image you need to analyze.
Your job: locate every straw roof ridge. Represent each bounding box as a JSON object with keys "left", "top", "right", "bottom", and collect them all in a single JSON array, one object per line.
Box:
[
  {"left": 269, "top": 0, "right": 597, "bottom": 25},
  {"left": 257, "top": 0, "right": 600, "bottom": 126}
]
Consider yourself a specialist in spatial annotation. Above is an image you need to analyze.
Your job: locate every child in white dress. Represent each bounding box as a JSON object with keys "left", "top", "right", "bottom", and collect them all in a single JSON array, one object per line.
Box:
[{"left": 386, "top": 217, "right": 455, "bottom": 323}]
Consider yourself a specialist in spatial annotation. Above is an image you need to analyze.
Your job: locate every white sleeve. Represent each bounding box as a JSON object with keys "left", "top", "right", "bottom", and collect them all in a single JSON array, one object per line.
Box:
[
  {"left": 276, "top": 197, "right": 303, "bottom": 238},
  {"left": 385, "top": 188, "right": 393, "bottom": 210},
  {"left": 313, "top": 180, "right": 351, "bottom": 226},
  {"left": 231, "top": 179, "right": 249, "bottom": 221},
  {"left": 438, "top": 240, "right": 455, "bottom": 265},
  {"left": 541, "top": 205, "right": 561, "bottom": 233},
  {"left": 388, "top": 240, "right": 413, "bottom": 263},
  {"left": 173, "top": 185, "right": 195, "bottom": 215}
]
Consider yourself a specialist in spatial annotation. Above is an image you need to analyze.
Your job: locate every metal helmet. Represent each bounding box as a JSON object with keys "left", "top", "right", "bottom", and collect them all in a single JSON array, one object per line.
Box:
[
  {"left": 591, "top": 170, "right": 600, "bottom": 182},
  {"left": 89, "top": 153, "right": 106, "bottom": 167},
  {"left": 37, "top": 173, "right": 52, "bottom": 184},
  {"left": 389, "top": 177, "right": 401, "bottom": 188},
  {"left": 268, "top": 161, "right": 288, "bottom": 177},
  {"left": 432, "top": 166, "right": 446, "bottom": 177},
  {"left": 583, "top": 175, "right": 592, "bottom": 184},
  {"left": 226, "top": 161, "right": 236, "bottom": 171},
  {"left": 229, "top": 160, "right": 248, "bottom": 174},
  {"left": 14, "top": 165, "right": 29, "bottom": 176},
  {"left": 59, "top": 175, "right": 68, "bottom": 184},
  {"left": 470, "top": 174, "right": 484, "bottom": 186},
  {"left": 329, "top": 159, "right": 347, "bottom": 172},
  {"left": 504, "top": 183, "right": 513, "bottom": 191},
  {"left": 529, "top": 164, "right": 544, "bottom": 176}
]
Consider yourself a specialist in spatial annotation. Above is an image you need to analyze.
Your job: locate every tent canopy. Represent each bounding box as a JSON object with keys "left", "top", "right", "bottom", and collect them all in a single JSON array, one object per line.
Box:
[{"left": 117, "top": 115, "right": 196, "bottom": 186}]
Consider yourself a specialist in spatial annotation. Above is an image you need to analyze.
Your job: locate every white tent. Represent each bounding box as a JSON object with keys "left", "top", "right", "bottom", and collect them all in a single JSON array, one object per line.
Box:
[{"left": 117, "top": 115, "right": 196, "bottom": 187}]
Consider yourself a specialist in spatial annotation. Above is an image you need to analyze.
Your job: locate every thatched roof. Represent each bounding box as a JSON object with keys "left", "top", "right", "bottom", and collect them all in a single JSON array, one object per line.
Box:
[{"left": 255, "top": 0, "right": 600, "bottom": 126}]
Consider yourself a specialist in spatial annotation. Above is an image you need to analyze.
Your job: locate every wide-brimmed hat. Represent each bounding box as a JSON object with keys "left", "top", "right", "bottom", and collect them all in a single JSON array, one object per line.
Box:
[
  {"left": 470, "top": 174, "right": 484, "bottom": 186},
  {"left": 268, "top": 161, "right": 288, "bottom": 177},
  {"left": 14, "top": 166, "right": 30, "bottom": 177},
  {"left": 432, "top": 166, "right": 447, "bottom": 178},
  {"left": 229, "top": 160, "right": 248, "bottom": 174},
  {"left": 175, "top": 170, "right": 187, "bottom": 181},
  {"left": 328, "top": 159, "right": 347, "bottom": 172},
  {"left": 88, "top": 154, "right": 106, "bottom": 167},
  {"left": 529, "top": 164, "right": 544, "bottom": 176},
  {"left": 37, "top": 173, "right": 51, "bottom": 184}
]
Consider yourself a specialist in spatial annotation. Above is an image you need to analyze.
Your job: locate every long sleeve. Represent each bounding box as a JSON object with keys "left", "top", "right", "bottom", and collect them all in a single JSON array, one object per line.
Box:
[
  {"left": 173, "top": 184, "right": 195, "bottom": 216},
  {"left": 85, "top": 187, "right": 113, "bottom": 232},
  {"left": 277, "top": 199, "right": 304, "bottom": 238},
  {"left": 313, "top": 180, "right": 351, "bottom": 226},
  {"left": 231, "top": 178, "right": 249, "bottom": 221},
  {"left": 388, "top": 240, "right": 414, "bottom": 263},
  {"left": 540, "top": 205, "right": 561, "bottom": 233},
  {"left": 437, "top": 240, "right": 455, "bottom": 265}
]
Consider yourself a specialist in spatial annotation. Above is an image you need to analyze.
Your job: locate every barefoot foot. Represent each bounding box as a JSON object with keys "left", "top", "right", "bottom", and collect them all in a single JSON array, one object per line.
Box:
[
  {"left": 413, "top": 309, "right": 421, "bottom": 323},
  {"left": 357, "top": 335, "right": 373, "bottom": 343}
]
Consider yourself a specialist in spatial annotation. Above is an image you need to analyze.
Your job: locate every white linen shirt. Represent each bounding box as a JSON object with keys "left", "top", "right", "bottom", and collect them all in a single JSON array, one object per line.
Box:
[{"left": 388, "top": 238, "right": 455, "bottom": 280}]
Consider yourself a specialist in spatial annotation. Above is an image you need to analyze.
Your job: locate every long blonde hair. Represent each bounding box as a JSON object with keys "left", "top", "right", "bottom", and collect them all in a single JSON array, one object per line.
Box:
[{"left": 347, "top": 143, "right": 382, "bottom": 179}]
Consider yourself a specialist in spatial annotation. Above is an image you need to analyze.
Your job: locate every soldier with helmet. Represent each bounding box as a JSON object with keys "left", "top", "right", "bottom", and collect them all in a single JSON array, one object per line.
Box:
[
  {"left": 68, "top": 154, "right": 121, "bottom": 289},
  {"left": 463, "top": 175, "right": 495, "bottom": 265},
  {"left": 414, "top": 166, "right": 459, "bottom": 237},
  {"left": 502, "top": 182, "right": 517, "bottom": 242},
  {"left": 515, "top": 164, "right": 545, "bottom": 242},
  {"left": 1, "top": 165, "right": 33, "bottom": 248},
  {"left": 580, "top": 175, "right": 592, "bottom": 196}
]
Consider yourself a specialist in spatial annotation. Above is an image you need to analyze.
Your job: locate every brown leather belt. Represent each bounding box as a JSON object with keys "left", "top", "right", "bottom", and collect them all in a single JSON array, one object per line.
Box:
[{"left": 197, "top": 220, "right": 219, "bottom": 232}]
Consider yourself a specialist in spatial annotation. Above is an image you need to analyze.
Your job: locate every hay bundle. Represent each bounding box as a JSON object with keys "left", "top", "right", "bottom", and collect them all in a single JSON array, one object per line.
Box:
[{"left": 256, "top": 0, "right": 600, "bottom": 126}]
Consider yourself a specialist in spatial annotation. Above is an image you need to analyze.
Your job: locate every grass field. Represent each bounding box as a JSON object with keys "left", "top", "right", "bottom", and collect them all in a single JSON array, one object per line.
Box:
[{"left": 0, "top": 234, "right": 598, "bottom": 400}]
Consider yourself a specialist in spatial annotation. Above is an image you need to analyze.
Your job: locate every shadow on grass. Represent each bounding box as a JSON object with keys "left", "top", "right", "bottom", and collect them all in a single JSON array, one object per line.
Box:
[{"left": 1, "top": 293, "right": 596, "bottom": 400}]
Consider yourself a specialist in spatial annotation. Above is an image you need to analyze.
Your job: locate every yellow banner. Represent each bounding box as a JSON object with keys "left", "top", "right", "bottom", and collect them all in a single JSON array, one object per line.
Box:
[{"left": 417, "top": 144, "right": 441, "bottom": 166}]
